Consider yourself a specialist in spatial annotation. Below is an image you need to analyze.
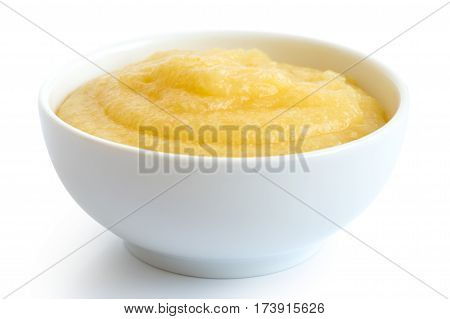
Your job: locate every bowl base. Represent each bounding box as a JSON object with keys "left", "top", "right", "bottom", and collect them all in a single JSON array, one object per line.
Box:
[{"left": 124, "top": 241, "right": 320, "bottom": 279}]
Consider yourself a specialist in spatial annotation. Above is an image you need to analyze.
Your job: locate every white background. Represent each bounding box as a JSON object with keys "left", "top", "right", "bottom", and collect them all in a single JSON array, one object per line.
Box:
[{"left": 0, "top": 0, "right": 449, "bottom": 315}]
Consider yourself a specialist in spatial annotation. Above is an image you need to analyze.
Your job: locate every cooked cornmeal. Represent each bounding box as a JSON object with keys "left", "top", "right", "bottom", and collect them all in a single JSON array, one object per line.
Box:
[{"left": 57, "top": 49, "right": 386, "bottom": 156}]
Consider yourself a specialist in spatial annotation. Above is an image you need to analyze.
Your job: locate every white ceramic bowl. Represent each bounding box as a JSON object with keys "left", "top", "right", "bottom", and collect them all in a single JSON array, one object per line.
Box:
[{"left": 39, "top": 32, "right": 408, "bottom": 278}]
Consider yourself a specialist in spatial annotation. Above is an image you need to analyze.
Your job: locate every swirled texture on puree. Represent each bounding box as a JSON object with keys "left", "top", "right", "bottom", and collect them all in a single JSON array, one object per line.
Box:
[{"left": 57, "top": 49, "right": 386, "bottom": 156}]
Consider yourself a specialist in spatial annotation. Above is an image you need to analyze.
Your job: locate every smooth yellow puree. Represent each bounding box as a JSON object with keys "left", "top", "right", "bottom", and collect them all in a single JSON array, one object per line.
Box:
[{"left": 57, "top": 49, "right": 386, "bottom": 156}]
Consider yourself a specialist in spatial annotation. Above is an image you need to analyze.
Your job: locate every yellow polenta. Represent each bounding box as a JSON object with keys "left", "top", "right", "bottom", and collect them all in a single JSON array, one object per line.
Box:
[{"left": 57, "top": 49, "right": 386, "bottom": 157}]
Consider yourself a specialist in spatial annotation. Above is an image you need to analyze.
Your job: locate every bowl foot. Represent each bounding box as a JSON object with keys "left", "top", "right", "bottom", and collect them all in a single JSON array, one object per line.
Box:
[{"left": 124, "top": 241, "right": 320, "bottom": 279}]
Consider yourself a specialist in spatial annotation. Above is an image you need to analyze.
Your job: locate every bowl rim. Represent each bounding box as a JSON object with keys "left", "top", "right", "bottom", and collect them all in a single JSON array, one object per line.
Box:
[{"left": 39, "top": 30, "right": 409, "bottom": 162}]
